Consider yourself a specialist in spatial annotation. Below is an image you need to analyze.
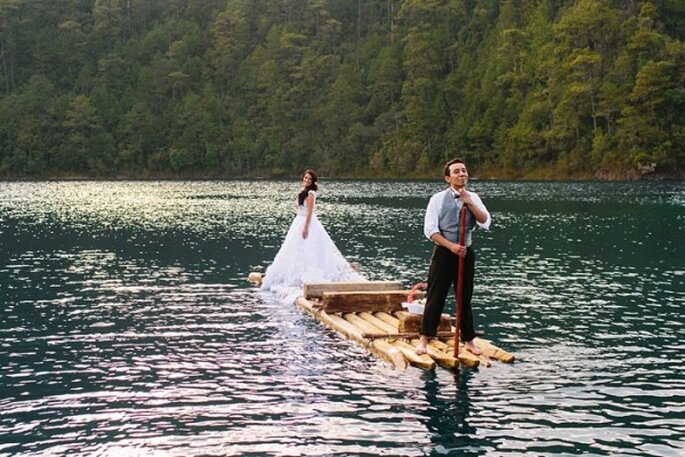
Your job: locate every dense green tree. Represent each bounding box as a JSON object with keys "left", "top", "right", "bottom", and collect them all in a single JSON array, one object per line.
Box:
[
  {"left": 58, "top": 95, "right": 114, "bottom": 173},
  {"left": 0, "top": 75, "right": 55, "bottom": 174}
]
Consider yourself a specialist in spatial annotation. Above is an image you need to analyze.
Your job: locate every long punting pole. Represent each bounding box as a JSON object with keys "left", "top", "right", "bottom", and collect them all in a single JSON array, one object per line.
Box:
[{"left": 453, "top": 205, "right": 467, "bottom": 358}]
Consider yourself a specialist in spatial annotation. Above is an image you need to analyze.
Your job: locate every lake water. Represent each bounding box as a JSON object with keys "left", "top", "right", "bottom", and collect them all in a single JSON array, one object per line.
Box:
[{"left": 0, "top": 179, "right": 683, "bottom": 456}]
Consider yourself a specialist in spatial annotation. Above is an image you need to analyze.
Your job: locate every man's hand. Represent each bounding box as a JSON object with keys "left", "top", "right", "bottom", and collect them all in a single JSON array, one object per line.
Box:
[
  {"left": 449, "top": 242, "right": 466, "bottom": 257},
  {"left": 459, "top": 189, "right": 474, "bottom": 206}
]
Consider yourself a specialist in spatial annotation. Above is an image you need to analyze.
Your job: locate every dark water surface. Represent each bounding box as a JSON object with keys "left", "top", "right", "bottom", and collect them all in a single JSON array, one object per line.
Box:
[{"left": 0, "top": 180, "right": 683, "bottom": 456}]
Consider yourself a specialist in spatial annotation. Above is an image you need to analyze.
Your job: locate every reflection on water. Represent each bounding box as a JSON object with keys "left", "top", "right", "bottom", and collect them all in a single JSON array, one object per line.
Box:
[{"left": 0, "top": 180, "right": 683, "bottom": 456}]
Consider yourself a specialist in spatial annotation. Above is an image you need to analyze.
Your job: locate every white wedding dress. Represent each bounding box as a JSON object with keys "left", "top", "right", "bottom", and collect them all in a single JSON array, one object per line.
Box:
[{"left": 261, "top": 191, "right": 365, "bottom": 300}]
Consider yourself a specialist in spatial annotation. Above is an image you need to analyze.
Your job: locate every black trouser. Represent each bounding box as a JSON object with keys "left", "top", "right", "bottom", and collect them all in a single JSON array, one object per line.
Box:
[{"left": 421, "top": 245, "right": 476, "bottom": 341}]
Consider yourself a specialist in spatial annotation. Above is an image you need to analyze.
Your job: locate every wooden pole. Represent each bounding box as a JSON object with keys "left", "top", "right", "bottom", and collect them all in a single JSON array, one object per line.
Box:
[{"left": 453, "top": 206, "right": 467, "bottom": 358}]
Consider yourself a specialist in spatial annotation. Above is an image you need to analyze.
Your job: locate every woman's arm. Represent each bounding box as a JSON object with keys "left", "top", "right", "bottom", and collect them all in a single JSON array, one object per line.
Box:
[{"left": 302, "top": 192, "right": 314, "bottom": 238}]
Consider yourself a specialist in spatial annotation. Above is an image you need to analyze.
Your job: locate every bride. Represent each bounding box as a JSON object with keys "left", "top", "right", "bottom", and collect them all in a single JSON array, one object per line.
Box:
[{"left": 261, "top": 169, "right": 365, "bottom": 295}]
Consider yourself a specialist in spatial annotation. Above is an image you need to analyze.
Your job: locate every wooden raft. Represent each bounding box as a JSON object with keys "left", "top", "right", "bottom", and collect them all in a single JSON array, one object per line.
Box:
[{"left": 249, "top": 273, "right": 514, "bottom": 371}]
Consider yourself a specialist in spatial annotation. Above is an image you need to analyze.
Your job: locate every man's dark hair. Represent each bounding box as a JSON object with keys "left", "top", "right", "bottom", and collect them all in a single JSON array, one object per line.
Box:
[{"left": 443, "top": 158, "right": 465, "bottom": 176}]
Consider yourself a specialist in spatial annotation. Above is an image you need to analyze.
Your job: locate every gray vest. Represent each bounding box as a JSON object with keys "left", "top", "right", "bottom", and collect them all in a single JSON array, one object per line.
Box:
[{"left": 438, "top": 190, "right": 476, "bottom": 246}]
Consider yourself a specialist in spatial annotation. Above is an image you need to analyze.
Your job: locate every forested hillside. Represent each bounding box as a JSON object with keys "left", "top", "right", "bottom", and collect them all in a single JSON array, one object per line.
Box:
[{"left": 0, "top": 0, "right": 683, "bottom": 178}]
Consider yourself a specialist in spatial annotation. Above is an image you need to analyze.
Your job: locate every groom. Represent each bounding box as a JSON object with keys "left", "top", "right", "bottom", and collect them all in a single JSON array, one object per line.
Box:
[{"left": 416, "top": 158, "right": 491, "bottom": 356}]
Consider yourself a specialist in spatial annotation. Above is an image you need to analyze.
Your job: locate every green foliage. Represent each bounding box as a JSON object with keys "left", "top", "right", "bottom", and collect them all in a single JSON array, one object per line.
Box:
[{"left": 0, "top": 0, "right": 683, "bottom": 178}]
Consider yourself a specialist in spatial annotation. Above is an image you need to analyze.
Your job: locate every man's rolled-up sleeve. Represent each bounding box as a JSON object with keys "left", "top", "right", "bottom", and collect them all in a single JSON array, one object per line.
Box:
[
  {"left": 423, "top": 194, "right": 440, "bottom": 240},
  {"left": 472, "top": 193, "right": 491, "bottom": 230}
]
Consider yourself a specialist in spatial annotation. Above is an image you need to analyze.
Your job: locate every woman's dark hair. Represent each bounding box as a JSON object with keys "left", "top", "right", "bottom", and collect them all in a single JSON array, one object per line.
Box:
[{"left": 297, "top": 169, "right": 318, "bottom": 206}]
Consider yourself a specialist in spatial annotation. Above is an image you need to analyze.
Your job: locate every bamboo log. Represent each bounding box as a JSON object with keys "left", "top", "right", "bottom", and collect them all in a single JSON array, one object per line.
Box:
[
  {"left": 306, "top": 302, "right": 504, "bottom": 368},
  {"left": 357, "top": 314, "right": 452, "bottom": 368},
  {"left": 442, "top": 324, "right": 511, "bottom": 363},
  {"left": 358, "top": 312, "right": 397, "bottom": 334},
  {"left": 329, "top": 313, "right": 410, "bottom": 369},
  {"left": 295, "top": 297, "right": 407, "bottom": 369},
  {"left": 362, "top": 331, "right": 456, "bottom": 340},
  {"left": 321, "top": 290, "right": 412, "bottom": 313},
  {"left": 343, "top": 313, "right": 392, "bottom": 340},
  {"left": 304, "top": 281, "right": 403, "bottom": 299},
  {"left": 374, "top": 312, "right": 400, "bottom": 329},
  {"left": 427, "top": 338, "right": 481, "bottom": 368},
  {"left": 376, "top": 313, "right": 464, "bottom": 371},
  {"left": 392, "top": 340, "right": 443, "bottom": 370},
  {"left": 475, "top": 353, "right": 492, "bottom": 367},
  {"left": 344, "top": 313, "right": 435, "bottom": 371},
  {"left": 411, "top": 340, "right": 460, "bottom": 370},
  {"left": 473, "top": 337, "right": 515, "bottom": 363},
  {"left": 248, "top": 272, "right": 264, "bottom": 285}
]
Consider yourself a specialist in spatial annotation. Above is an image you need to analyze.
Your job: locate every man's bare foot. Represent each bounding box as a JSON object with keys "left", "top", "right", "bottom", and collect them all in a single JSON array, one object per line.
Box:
[
  {"left": 465, "top": 339, "right": 482, "bottom": 356},
  {"left": 415, "top": 335, "right": 429, "bottom": 355}
]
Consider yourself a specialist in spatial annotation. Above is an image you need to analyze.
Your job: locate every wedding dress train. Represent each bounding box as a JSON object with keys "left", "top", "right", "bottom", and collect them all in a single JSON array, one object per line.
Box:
[{"left": 261, "top": 191, "right": 365, "bottom": 299}]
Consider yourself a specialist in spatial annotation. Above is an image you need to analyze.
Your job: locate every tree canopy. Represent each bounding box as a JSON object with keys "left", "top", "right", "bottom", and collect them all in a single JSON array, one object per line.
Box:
[{"left": 0, "top": 0, "right": 683, "bottom": 178}]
